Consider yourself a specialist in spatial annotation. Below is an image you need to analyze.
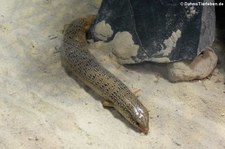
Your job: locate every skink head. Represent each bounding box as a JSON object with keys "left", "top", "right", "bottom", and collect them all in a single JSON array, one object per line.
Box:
[
  {"left": 131, "top": 103, "right": 149, "bottom": 134},
  {"left": 118, "top": 99, "right": 149, "bottom": 135}
]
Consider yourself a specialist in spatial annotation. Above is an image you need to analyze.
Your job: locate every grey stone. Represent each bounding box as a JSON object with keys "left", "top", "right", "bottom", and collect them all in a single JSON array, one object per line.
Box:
[{"left": 88, "top": 0, "right": 216, "bottom": 64}]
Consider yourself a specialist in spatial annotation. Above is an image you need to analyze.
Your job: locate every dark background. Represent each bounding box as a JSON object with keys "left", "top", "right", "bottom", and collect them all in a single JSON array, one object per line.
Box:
[{"left": 215, "top": 0, "right": 225, "bottom": 41}]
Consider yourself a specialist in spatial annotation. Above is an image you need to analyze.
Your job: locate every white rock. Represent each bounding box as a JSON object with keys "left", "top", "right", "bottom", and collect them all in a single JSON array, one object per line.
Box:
[
  {"left": 110, "top": 31, "right": 139, "bottom": 64},
  {"left": 94, "top": 20, "right": 113, "bottom": 41},
  {"left": 167, "top": 48, "right": 218, "bottom": 82}
]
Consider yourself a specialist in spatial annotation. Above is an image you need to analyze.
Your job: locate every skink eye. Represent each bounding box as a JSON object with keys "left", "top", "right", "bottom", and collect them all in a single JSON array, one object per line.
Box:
[{"left": 136, "top": 122, "right": 140, "bottom": 126}]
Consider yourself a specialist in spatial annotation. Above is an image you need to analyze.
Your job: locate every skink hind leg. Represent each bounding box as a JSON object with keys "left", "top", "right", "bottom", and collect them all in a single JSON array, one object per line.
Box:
[
  {"left": 102, "top": 100, "right": 114, "bottom": 108},
  {"left": 132, "top": 88, "right": 141, "bottom": 97},
  {"left": 83, "top": 15, "right": 96, "bottom": 31}
]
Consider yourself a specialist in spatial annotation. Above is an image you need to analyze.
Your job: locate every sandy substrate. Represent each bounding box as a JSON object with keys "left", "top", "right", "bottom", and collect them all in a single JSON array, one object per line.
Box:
[{"left": 0, "top": 1, "right": 225, "bottom": 148}]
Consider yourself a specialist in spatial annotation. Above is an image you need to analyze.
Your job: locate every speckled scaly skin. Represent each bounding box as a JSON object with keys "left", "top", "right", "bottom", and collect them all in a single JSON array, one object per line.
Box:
[{"left": 61, "top": 15, "right": 149, "bottom": 134}]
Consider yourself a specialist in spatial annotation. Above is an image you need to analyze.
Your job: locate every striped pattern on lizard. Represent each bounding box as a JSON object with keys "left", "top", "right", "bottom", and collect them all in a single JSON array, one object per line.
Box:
[{"left": 60, "top": 15, "right": 149, "bottom": 134}]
